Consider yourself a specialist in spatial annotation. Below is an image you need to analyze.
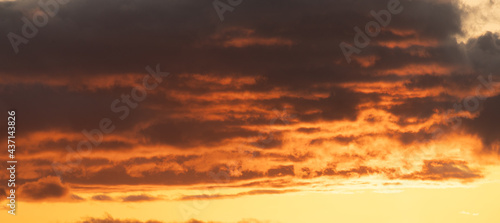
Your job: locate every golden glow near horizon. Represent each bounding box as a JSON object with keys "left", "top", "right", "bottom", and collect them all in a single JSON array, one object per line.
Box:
[{"left": 4, "top": 178, "right": 500, "bottom": 223}]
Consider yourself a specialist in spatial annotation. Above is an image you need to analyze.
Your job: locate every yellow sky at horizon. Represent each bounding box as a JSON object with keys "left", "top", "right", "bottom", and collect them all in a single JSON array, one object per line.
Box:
[
  {"left": 3, "top": 178, "right": 499, "bottom": 223},
  {"left": 3, "top": 165, "right": 500, "bottom": 223}
]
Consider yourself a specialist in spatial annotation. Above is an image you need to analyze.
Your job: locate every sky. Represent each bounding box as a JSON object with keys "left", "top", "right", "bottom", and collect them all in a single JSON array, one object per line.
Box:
[{"left": 0, "top": 0, "right": 500, "bottom": 222}]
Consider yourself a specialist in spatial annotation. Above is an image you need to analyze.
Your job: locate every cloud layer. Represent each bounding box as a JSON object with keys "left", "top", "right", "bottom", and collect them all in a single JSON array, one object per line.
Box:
[{"left": 0, "top": 0, "right": 499, "bottom": 211}]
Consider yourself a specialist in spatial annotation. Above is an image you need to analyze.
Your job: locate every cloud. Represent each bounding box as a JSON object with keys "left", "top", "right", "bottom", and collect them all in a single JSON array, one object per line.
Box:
[
  {"left": 267, "top": 165, "right": 295, "bottom": 177},
  {"left": 296, "top": 127, "right": 321, "bottom": 134},
  {"left": 18, "top": 176, "right": 69, "bottom": 200},
  {"left": 179, "top": 189, "right": 299, "bottom": 201},
  {"left": 78, "top": 214, "right": 271, "bottom": 223},
  {"left": 463, "top": 94, "right": 500, "bottom": 151},
  {"left": 71, "top": 194, "right": 86, "bottom": 201},
  {"left": 92, "top": 194, "right": 114, "bottom": 201},
  {"left": 402, "top": 160, "right": 482, "bottom": 180},
  {"left": 122, "top": 194, "right": 159, "bottom": 202},
  {"left": 78, "top": 213, "right": 163, "bottom": 223},
  {"left": 141, "top": 120, "right": 258, "bottom": 148},
  {"left": 0, "top": 0, "right": 463, "bottom": 81},
  {"left": 0, "top": 187, "right": 6, "bottom": 201},
  {"left": 461, "top": 32, "right": 500, "bottom": 74},
  {"left": 388, "top": 95, "right": 455, "bottom": 121},
  {"left": 260, "top": 88, "right": 380, "bottom": 122},
  {"left": 317, "top": 166, "right": 395, "bottom": 178},
  {"left": 0, "top": 0, "right": 497, "bottom": 207}
]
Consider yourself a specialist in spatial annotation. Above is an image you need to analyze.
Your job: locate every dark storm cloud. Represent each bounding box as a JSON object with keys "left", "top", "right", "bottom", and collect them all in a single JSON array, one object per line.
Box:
[
  {"left": 0, "top": 0, "right": 497, "bottom": 195},
  {"left": 404, "top": 74, "right": 485, "bottom": 91},
  {"left": 0, "top": 0, "right": 219, "bottom": 76},
  {"left": 0, "top": 0, "right": 479, "bottom": 142},
  {"left": 0, "top": 0, "right": 465, "bottom": 84},
  {"left": 261, "top": 87, "right": 380, "bottom": 122},
  {"left": 141, "top": 120, "right": 259, "bottom": 148},
  {"left": 0, "top": 84, "right": 159, "bottom": 134},
  {"left": 404, "top": 75, "right": 447, "bottom": 89},
  {"left": 388, "top": 94, "right": 457, "bottom": 122},
  {"left": 463, "top": 94, "right": 500, "bottom": 150},
  {"left": 462, "top": 32, "right": 500, "bottom": 74},
  {"left": 35, "top": 139, "right": 134, "bottom": 152}
]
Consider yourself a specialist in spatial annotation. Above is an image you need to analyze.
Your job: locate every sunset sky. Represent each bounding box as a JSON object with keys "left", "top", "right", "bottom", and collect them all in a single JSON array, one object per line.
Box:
[{"left": 1, "top": 0, "right": 500, "bottom": 222}]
